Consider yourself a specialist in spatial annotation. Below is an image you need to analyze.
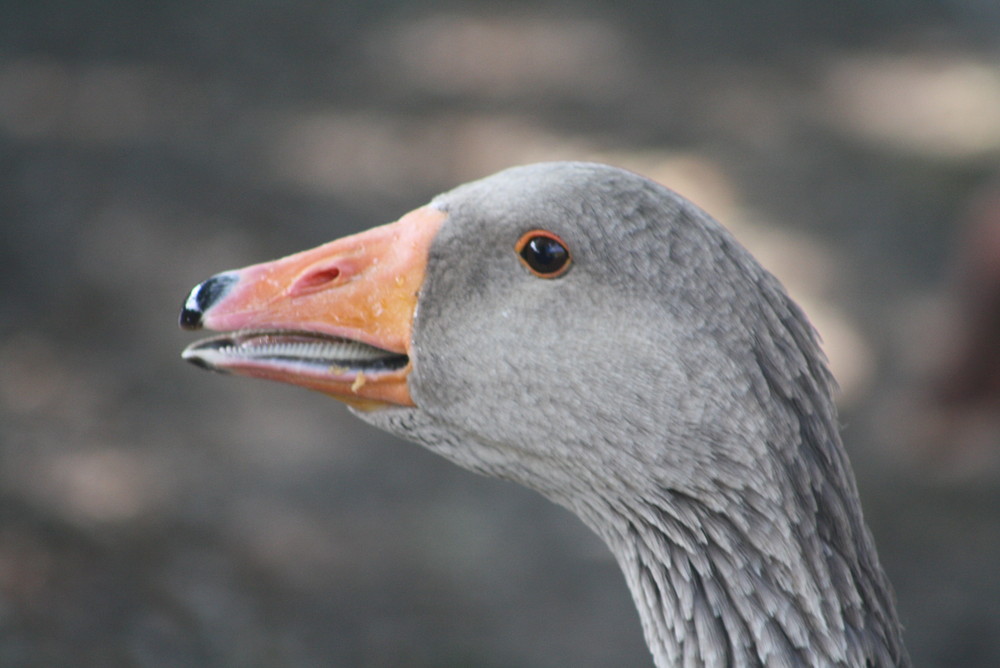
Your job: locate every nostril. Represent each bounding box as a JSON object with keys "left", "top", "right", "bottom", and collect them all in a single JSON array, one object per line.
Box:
[
  {"left": 292, "top": 265, "right": 344, "bottom": 295},
  {"left": 313, "top": 267, "right": 341, "bottom": 284}
]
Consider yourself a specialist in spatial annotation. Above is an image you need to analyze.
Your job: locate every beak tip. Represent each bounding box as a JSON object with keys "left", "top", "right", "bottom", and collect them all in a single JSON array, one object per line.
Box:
[
  {"left": 179, "top": 307, "right": 203, "bottom": 330},
  {"left": 180, "top": 345, "right": 227, "bottom": 374},
  {"left": 179, "top": 272, "right": 238, "bottom": 331},
  {"left": 182, "top": 352, "right": 212, "bottom": 370}
]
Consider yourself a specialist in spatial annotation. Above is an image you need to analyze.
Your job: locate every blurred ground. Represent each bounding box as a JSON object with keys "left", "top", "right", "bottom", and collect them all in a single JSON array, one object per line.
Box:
[{"left": 3, "top": 1, "right": 1000, "bottom": 666}]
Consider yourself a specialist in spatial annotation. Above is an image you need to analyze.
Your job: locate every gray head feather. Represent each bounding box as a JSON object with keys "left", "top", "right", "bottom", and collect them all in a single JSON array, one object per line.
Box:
[{"left": 359, "top": 162, "right": 908, "bottom": 667}]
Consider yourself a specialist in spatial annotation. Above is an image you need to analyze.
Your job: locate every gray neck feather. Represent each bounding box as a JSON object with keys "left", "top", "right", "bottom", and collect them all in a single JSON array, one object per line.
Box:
[
  {"left": 584, "top": 266, "right": 910, "bottom": 667},
  {"left": 603, "top": 483, "right": 905, "bottom": 667}
]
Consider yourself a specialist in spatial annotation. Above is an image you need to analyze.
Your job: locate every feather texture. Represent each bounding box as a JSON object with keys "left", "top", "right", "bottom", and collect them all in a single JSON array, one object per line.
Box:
[{"left": 361, "top": 163, "right": 909, "bottom": 666}]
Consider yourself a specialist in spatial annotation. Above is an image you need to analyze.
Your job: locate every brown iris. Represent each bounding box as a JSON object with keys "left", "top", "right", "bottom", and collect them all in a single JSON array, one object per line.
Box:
[{"left": 515, "top": 230, "right": 572, "bottom": 278}]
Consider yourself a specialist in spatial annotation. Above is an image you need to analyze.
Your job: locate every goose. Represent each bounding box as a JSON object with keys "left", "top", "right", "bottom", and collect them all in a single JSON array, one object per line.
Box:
[{"left": 180, "top": 162, "right": 909, "bottom": 667}]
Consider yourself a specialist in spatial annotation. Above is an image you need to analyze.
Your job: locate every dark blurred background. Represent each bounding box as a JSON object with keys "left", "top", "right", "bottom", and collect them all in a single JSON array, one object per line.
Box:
[{"left": 3, "top": 1, "right": 1000, "bottom": 666}]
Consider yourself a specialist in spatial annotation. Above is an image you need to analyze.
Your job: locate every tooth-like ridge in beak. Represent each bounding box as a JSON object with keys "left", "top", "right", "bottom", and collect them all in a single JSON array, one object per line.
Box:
[{"left": 183, "top": 330, "right": 408, "bottom": 372}]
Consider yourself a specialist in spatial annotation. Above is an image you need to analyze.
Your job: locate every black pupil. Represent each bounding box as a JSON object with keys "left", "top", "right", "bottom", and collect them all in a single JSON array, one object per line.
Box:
[{"left": 522, "top": 236, "right": 568, "bottom": 275}]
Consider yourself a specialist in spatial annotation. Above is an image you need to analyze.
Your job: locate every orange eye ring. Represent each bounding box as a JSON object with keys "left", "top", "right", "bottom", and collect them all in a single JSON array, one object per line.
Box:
[{"left": 515, "top": 230, "right": 572, "bottom": 278}]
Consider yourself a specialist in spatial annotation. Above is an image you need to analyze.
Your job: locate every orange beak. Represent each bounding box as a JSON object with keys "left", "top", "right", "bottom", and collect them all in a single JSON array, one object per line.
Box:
[{"left": 180, "top": 206, "right": 447, "bottom": 410}]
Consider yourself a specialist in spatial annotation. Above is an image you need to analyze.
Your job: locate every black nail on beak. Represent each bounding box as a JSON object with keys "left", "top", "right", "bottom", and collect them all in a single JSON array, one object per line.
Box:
[{"left": 179, "top": 273, "right": 237, "bottom": 330}]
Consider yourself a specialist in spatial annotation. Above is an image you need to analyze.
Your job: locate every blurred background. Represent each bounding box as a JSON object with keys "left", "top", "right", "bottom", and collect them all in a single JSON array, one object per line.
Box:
[{"left": 3, "top": 1, "right": 1000, "bottom": 666}]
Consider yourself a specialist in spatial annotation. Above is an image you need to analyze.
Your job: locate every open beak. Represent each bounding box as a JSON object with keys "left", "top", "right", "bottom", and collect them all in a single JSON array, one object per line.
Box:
[{"left": 179, "top": 206, "right": 446, "bottom": 410}]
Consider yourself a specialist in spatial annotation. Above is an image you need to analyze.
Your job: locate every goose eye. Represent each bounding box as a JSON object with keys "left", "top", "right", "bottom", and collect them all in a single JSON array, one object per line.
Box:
[{"left": 515, "top": 231, "right": 572, "bottom": 278}]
